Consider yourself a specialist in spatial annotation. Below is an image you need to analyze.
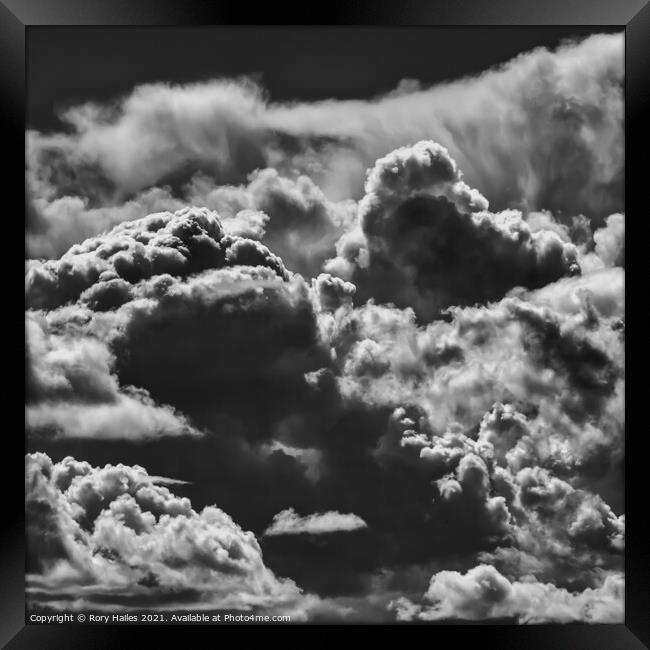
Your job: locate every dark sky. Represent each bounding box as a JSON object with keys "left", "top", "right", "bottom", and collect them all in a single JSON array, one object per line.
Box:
[{"left": 27, "top": 26, "right": 621, "bottom": 131}]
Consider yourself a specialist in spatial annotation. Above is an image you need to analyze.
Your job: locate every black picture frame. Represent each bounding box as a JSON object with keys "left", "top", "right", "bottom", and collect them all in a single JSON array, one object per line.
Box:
[{"left": 3, "top": 0, "right": 647, "bottom": 646}]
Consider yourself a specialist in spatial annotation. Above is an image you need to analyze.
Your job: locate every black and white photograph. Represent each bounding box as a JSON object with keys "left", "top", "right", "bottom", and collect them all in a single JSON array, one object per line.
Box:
[{"left": 22, "top": 22, "right": 627, "bottom": 626}]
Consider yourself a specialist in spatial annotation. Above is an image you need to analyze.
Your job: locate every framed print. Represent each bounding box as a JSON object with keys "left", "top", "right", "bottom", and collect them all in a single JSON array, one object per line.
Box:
[{"left": 2, "top": 0, "right": 647, "bottom": 646}]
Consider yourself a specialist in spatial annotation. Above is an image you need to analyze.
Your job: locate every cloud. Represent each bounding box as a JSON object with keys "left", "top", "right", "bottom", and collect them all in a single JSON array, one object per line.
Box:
[
  {"left": 264, "top": 508, "right": 368, "bottom": 536},
  {"left": 324, "top": 268, "right": 623, "bottom": 465},
  {"left": 26, "top": 202, "right": 623, "bottom": 608},
  {"left": 24, "top": 32, "right": 624, "bottom": 619},
  {"left": 324, "top": 141, "right": 579, "bottom": 320},
  {"left": 27, "top": 33, "right": 622, "bottom": 230},
  {"left": 28, "top": 272, "right": 330, "bottom": 445},
  {"left": 579, "top": 212, "right": 625, "bottom": 273},
  {"left": 391, "top": 564, "right": 623, "bottom": 623},
  {"left": 395, "top": 408, "right": 624, "bottom": 590},
  {"left": 26, "top": 452, "right": 309, "bottom": 614},
  {"left": 593, "top": 213, "right": 624, "bottom": 267},
  {"left": 266, "top": 33, "right": 624, "bottom": 220},
  {"left": 26, "top": 207, "right": 337, "bottom": 450},
  {"left": 27, "top": 168, "right": 356, "bottom": 276},
  {"left": 27, "top": 187, "right": 186, "bottom": 261},
  {"left": 27, "top": 77, "right": 269, "bottom": 196},
  {"left": 26, "top": 206, "right": 287, "bottom": 310},
  {"left": 303, "top": 266, "right": 624, "bottom": 590},
  {"left": 311, "top": 273, "right": 356, "bottom": 312},
  {"left": 529, "top": 266, "right": 624, "bottom": 319},
  {"left": 26, "top": 313, "right": 201, "bottom": 440},
  {"left": 185, "top": 169, "right": 356, "bottom": 278},
  {"left": 26, "top": 207, "right": 335, "bottom": 445}
]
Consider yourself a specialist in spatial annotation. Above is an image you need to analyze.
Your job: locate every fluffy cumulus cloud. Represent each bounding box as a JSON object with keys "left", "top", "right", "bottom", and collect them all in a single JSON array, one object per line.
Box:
[
  {"left": 264, "top": 508, "right": 368, "bottom": 536},
  {"left": 26, "top": 205, "right": 287, "bottom": 310},
  {"left": 25, "top": 206, "right": 320, "bottom": 443},
  {"left": 391, "top": 564, "right": 623, "bottom": 623},
  {"left": 26, "top": 210, "right": 333, "bottom": 448},
  {"left": 28, "top": 167, "right": 356, "bottom": 271},
  {"left": 25, "top": 196, "right": 624, "bottom": 621},
  {"left": 25, "top": 32, "right": 624, "bottom": 622},
  {"left": 185, "top": 169, "right": 356, "bottom": 278},
  {"left": 325, "top": 141, "right": 579, "bottom": 320},
  {"left": 26, "top": 452, "right": 310, "bottom": 614},
  {"left": 578, "top": 212, "right": 625, "bottom": 273},
  {"left": 323, "top": 268, "right": 624, "bottom": 466},
  {"left": 305, "top": 264, "right": 624, "bottom": 598}
]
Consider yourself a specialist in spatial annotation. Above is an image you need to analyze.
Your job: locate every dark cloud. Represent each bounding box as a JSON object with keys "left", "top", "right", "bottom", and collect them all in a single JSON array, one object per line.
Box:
[
  {"left": 25, "top": 207, "right": 324, "bottom": 444},
  {"left": 306, "top": 269, "right": 623, "bottom": 594},
  {"left": 26, "top": 313, "right": 201, "bottom": 440},
  {"left": 325, "top": 141, "right": 579, "bottom": 321},
  {"left": 111, "top": 271, "right": 330, "bottom": 442},
  {"left": 26, "top": 206, "right": 288, "bottom": 310},
  {"left": 26, "top": 208, "right": 623, "bottom": 614},
  {"left": 24, "top": 32, "right": 624, "bottom": 622},
  {"left": 26, "top": 206, "right": 336, "bottom": 531}
]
